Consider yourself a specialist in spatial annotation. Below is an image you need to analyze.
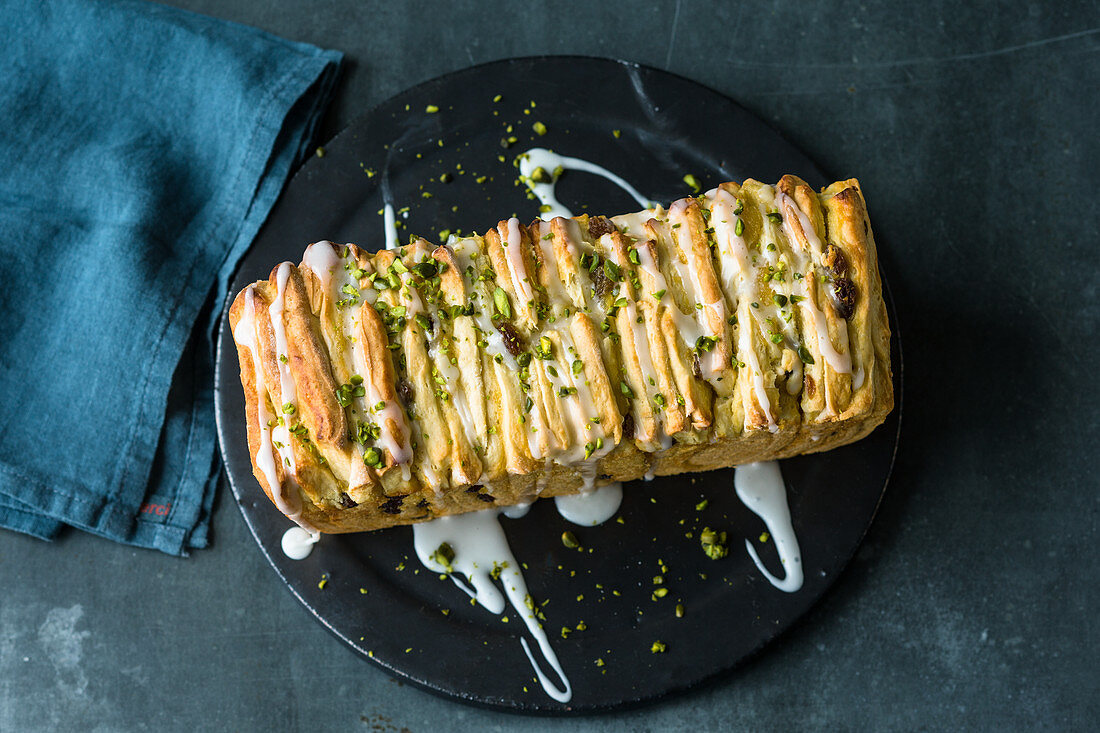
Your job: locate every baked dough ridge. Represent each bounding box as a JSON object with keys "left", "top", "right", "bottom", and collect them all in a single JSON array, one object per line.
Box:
[{"left": 229, "top": 176, "right": 893, "bottom": 533}]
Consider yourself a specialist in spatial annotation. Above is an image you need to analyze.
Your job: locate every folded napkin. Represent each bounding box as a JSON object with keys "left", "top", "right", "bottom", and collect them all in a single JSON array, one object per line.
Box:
[{"left": 0, "top": 0, "right": 342, "bottom": 555}]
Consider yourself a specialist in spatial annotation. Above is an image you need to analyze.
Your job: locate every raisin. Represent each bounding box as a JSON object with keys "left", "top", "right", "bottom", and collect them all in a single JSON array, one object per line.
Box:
[
  {"left": 465, "top": 485, "right": 483, "bottom": 493},
  {"left": 476, "top": 493, "right": 496, "bottom": 503},
  {"left": 495, "top": 320, "right": 525, "bottom": 356},
  {"left": 417, "top": 498, "right": 430, "bottom": 509},
  {"left": 379, "top": 496, "right": 405, "bottom": 515},
  {"left": 590, "top": 263, "right": 613, "bottom": 299},
  {"left": 587, "top": 216, "right": 616, "bottom": 238},
  {"left": 397, "top": 379, "right": 414, "bottom": 406},
  {"left": 823, "top": 244, "right": 848, "bottom": 278},
  {"left": 692, "top": 354, "right": 702, "bottom": 380},
  {"left": 621, "top": 412, "right": 635, "bottom": 440},
  {"left": 831, "top": 277, "right": 856, "bottom": 320},
  {"left": 338, "top": 492, "right": 358, "bottom": 508}
]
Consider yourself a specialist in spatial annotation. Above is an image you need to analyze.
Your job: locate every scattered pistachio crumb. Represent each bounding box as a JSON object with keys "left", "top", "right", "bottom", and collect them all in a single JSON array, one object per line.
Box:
[
  {"left": 425, "top": 104, "right": 439, "bottom": 113},
  {"left": 359, "top": 587, "right": 368, "bottom": 594},
  {"left": 683, "top": 173, "right": 701, "bottom": 193},
  {"left": 651, "top": 641, "right": 667, "bottom": 654},
  {"left": 315, "top": 146, "right": 325, "bottom": 158},
  {"left": 612, "top": 129, "right": 621, "bottom": 138},
  {"left": 759, "top": 531, "right": 770, "bottom": 543},
  {"left": 695, "top": 499, "right": 709, "bottom": 511},
  {"left": 533, "top": 121, "right": 548, "bottom": 136},
  {"left": 700, "top": 527, "right": 729, "bottom": 560},
  {"left": 492, "top": 94, "right": 502, "bottom": 102},
  {"left": 561, "top": 531, "right": 581, "bottom": 550},
  {"left": 317, "top": 574, "right": 329, "bottom": 590},
  {"left": 675, "top": 603, "right": 685, "bottom": 618}
]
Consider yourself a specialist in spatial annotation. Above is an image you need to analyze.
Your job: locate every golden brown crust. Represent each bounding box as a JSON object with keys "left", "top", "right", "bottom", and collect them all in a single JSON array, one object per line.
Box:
[{"left": 230, "top": 177, "right": 893, "bottom": 533}]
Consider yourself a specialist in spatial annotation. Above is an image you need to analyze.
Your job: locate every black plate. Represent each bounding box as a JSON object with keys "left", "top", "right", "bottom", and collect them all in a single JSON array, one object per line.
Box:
[{"left": 214, "top": 56, "right": 902, "bottom": 714}]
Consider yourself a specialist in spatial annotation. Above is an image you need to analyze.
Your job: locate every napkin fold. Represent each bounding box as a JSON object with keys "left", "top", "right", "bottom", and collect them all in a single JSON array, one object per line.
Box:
[{"left": 0, "top": 0, "right": 342, "bottom": 555}]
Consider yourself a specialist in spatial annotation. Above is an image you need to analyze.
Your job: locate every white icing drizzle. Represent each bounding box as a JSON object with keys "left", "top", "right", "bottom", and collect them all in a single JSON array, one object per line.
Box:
[
  {"left": 501, "top": 218, "right": 535, "bottom": 306},
  {"left": 281, "top": 525, "right": 320, "bottom": 560},
  {"left": 451, "top": 237, "right": 519, "bottom": 371},
  {"left": 554, "top": 483, "right": 622, "bottom": 526},
  {"left": 233, "top": 287, "right": 315, "bottom": 531},
  {"left": 300, "top": 243, "right": 373, "bottom": 488},
  {"left": 268, "top": 263, "right": 300, "bottom": 475},
  {"left": 519, "top": 147, "right": 655, "bottom": 221},
  {"left": 412, "top": 509, "right": 572, "bottom": 702},
  {"left": 707, "top": 189, "right": 778, "bottom": 432},
  {"left": 301, "top": 241, "right": 412, "bottom": 477},
  {"left": 604, "top": 247, "right": 671, "bottom": 450},
  {"left": 667, "top": 200, "right": 727, "bottom": 380},
  {"left": 633, "top": 237, "right": 705, "bottom": 349},
  {"left": 734, "top": 461, "right": 803, "bottom": 593},
  {"left": 612, "top": 209, "right": 657, "bottom": 241},
  {"left": 540, "top": 322, "right": 611, "bottom": 466},
  {"left": 774, "top": 189, "right": 853, "bottom": 377}
]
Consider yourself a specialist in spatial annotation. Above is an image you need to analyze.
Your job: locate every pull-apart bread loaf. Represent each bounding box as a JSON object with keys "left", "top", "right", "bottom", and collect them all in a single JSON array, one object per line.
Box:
[{"left": 229, "top": 175, "right": 893, "bottom": 533}]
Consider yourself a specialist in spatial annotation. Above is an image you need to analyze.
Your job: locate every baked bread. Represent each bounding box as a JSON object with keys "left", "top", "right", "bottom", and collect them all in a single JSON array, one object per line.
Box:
[{"left": 229, "top": 175, "right": 893, "bottom": 533}]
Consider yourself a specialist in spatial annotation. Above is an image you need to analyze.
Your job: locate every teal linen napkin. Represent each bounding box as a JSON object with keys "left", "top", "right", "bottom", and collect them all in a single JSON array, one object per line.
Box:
[{"left": 0, "top": 0, "right": 342, "bottom": 555}]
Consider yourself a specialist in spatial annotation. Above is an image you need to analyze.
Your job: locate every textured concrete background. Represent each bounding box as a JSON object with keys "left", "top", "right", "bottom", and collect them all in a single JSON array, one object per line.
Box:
[{"left": 2, "top": 1, "right": 1097, "bottom": 730}]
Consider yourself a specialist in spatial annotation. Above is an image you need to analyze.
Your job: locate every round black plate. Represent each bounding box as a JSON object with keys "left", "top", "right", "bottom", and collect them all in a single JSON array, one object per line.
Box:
[{"left": 214, "top": 56, "right": 902, "bottom": 714}]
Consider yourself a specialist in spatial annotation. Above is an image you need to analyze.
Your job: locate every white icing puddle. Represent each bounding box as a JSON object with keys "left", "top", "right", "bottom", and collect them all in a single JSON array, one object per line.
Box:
[
  {"left": 734, "top": 461, "right": 804, "bottom": 593},
  {"left": 281, "top": 526, "right": 320, "bottom": 560},
  {"left": 412, "top": 509, "right": 572, "bottom": 702},
  {"left": 519, "top": 147, "right": 655, "bottom": 220},
  {"left": 554, "top": 483, "right": 622, "bottom": 526}
]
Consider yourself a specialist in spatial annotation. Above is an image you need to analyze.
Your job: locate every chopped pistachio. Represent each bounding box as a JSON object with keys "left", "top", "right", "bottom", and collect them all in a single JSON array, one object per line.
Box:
[
  {"left": 700, "top": 527, "right": 729, "bottom": 560},
  {"left": 430, "top": 542, "right": 455, "bottom": 571},
  {"left": 425, "top": 104, "right": 439, "bottom": 113},
  {"left": 533, "top": 121, "right": 548, "bottom": 136},
  {"left": 682, "top": 174, "right": 701, "bottom": 193},
  {"left": 650, "top": 640, "right": 667, "bottom": 653},
  {"left": 561, "top": 531, "right": 580, "bottom": 550},
  {"left": 493, "top": 287, "right": 511, "bottom": 319}
]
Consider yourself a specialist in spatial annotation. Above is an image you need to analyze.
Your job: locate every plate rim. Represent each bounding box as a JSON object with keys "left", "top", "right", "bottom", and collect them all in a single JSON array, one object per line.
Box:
[{"left": 213, "top": 54, "right": 904, "bottom": 715}]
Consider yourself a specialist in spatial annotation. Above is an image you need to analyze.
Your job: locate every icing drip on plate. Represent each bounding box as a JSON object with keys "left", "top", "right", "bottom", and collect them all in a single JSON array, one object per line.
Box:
[
  {"left": 518, "top": 147, "right": 655, "bottom": 220},
  {"left": 734, "top": 461, "right": 803, "bottom": 592},
  {"left": 554, "top": 483, "right": 623, "bottom": 526},
  {"left": 412, "top": 509, "right": 573, "bottom": 702},
  {"left": 281, "top": 526, "right": 320, "bottom": 560}
]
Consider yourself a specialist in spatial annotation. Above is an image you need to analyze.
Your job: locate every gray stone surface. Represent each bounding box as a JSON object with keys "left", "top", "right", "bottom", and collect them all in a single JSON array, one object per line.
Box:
[{"left": 2, "top": 1, "right": 1097, "bottom": 730}]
